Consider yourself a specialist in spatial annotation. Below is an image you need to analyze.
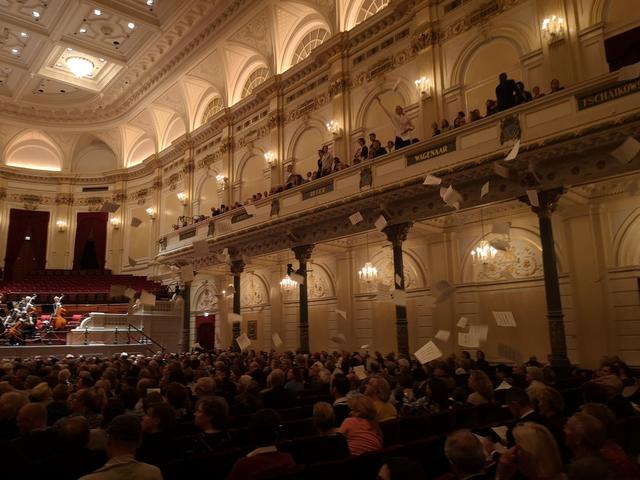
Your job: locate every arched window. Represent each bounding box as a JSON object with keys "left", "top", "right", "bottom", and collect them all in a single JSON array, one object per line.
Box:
[
  {"left": 241, "top": 67, "right": 270, "bottom": 99},
  {"left": 292, "top": 29, "right": 330, "bottom": 66},
  {"left": 201, "top": 97, "right": 223, "bottom": 124},
  {"left": 355, "top": 0, "right": 390, "bottom": 25}
]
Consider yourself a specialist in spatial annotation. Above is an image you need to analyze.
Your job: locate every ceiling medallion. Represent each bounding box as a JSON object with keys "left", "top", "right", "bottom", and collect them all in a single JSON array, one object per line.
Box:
[{"left": 66, "top": 56, "right": 94, "bottom": 78}]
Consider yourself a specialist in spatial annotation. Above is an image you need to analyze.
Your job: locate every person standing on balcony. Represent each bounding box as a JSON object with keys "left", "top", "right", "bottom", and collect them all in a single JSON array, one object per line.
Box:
[
  {"left": 375, "top": 96, "right": 414, "bottom": 150},
  {"left": 496, "top": 72, "right": 517, "bottom": 111}
]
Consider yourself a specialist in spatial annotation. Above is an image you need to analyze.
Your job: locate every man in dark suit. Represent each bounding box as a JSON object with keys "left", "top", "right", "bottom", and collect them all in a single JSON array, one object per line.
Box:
[
  {"left": 505, "top": 388, "right": 543, "bottom": 446},
  {"left": 444, "top": 429, "right": 493, "bottom": 479},
  {"left": 331, "top": 374, "right": 351, "bottom": 426},
  {"left": 495, "top": 72, "right": 517, "bottom": 111},
  {"left": 259, "top": 369, "right": 296, "bottom": 409}
]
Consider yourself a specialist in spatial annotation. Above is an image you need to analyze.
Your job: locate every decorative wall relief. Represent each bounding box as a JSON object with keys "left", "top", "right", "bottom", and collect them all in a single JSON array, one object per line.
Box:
[
  {"left": 240, "top": 273, "right": 268, "bottom": 306},
  {"left": 475, "top": 239, "right": 542, "bottom": 282},
  {"left": 308, "top": 266, "right": 333, "bottom": 300},
  {"left": 196, "top": 282, "right": 218, "bottom": 311}
]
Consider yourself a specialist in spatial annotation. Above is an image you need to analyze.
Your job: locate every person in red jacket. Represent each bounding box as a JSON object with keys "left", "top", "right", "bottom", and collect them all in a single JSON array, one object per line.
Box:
[{"left": 226, "top": 409, "right": 296, "bottom": 480}]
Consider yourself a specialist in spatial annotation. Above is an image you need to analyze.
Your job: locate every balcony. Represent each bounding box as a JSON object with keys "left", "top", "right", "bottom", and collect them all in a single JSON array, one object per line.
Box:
[{"left": 156, "top": 71, "right": 640, "bottom": 266}]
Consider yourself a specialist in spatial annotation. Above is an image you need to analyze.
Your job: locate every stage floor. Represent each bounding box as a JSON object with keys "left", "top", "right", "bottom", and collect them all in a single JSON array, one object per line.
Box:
[{"left": 0, "top": 343, "right": 151, "bottom": 359}]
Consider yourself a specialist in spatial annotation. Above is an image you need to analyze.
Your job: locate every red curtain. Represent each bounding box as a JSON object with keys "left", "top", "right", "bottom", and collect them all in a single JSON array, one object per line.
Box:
[
  {"left": 196, "top": 314, "right": 215, "bottom": 351},
  {"left": 4, "top": 209, "right": 50, "bottom": 280},
  {"left": 73, "top": 212, "right": 108, "bottom": 270}
]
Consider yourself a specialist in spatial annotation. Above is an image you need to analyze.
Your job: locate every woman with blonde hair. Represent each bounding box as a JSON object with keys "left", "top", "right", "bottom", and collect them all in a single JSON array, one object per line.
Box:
[
  {"left": 496, "top": 422, "right": 564, "bottom": 480},
  {"left": 467, "top": 369, "right": 494, "bottom": 405},
  {"left": 338, "top": 394, "right": 382, "bottom": 455}
]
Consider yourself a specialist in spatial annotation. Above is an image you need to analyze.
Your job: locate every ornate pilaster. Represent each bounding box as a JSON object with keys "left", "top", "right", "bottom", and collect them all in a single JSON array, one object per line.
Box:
[
  {"left": 293, "top": 244, "right": 315, "bottom": 353},
  {"left": 525, "top": 188, "right": 571, "bottom": 369},
  {"left": 382, "top": 222, "right": 413, "bottom": 356},
  {"left": 230, "top": 257, "right": 245, "bottom": 347}
]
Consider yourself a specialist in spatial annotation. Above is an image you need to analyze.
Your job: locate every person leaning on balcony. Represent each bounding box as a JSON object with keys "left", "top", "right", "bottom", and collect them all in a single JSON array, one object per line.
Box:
[
  {"left": 516, "top": 81, "right": 533, "bottom": 104},
  {"left": 496, "top": 72, "right": 518, "bottom": 111},
  {"left": 469, "top": 109, "right": 482, "bottom": 122},
  {"left": 368, "top": 132, "right": 377, "bottom": 152},
  {"left": 431, "top": 121, "right": 441, "bottom": 136},
  {"left": 453, "top": 111, "right": 466, "bottom": 128},
  {"left": 549, "top": 78, "right": 564, "bottom": 93},
  {"left": 486, "top": 99, "right": 499, "bottom": 116},
  {"left": 374, "top": 95, "right": 415, "bottom": 150},
  {"left": 354, "top": 137, "right": 368, "bottom": 164},
  {"left": 532, "top": 86, "right": 545, "bottom": 99},
  {"left": 441, "top": 118, "right": 451, "bottom": 132},
  {"left": 371, "top": 140, "right": 387, "bottom": 158}
]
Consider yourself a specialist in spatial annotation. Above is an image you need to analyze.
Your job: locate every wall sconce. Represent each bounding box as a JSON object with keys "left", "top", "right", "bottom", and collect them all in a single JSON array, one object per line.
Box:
[
  {"left": 541, "top": 16, "right": 565, "bottom": 43},
  {"left": 56, "top": 220, "right": 67, "bottom": 232},
  {"left": 326, "top": 120, "right": 341, "bottom": 135},
  {"left": 264, "top": 151, "right": 276, "bottom": 168},
  {"left": 177, "top": 192, "right": 188, "bottom": 205},
  {"left": 414, "top": 77, "right": 432, "bottom": 97},
  {"left": 110, "top": 217, "right": 121, "bottom": 229},
  {"left": 145, "top": 207, "right": 156, "bottom": 219}
]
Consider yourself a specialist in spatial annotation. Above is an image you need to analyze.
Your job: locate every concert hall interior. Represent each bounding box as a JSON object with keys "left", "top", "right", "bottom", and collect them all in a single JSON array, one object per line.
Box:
[{"left": 0, "top": 0, "right": 639, "bottom": 479}]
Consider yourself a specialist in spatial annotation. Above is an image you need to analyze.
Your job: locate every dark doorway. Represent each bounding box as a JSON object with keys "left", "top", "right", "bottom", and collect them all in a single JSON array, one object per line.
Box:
[
  {"left": 73, "top": 212, "right": 108, "bottom": 270},
  {"left": 4, "top": 209, "right": 50, "bottom": 281},
  {"left": 196, "top": 314, "right": 215, "bottom": 351},
  {"left": 605, "top": 26, "right": 640, "bottom": 72}
]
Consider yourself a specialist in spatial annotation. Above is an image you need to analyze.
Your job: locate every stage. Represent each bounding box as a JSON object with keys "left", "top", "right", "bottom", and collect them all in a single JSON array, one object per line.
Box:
[{"left": 0, "top": 343, "right": 151, "bottom": 359}]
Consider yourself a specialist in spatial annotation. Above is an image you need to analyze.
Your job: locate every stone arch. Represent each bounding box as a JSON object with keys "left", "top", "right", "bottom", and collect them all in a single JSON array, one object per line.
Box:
[
  {"left": 613, "top": 207, "right": 640, "bottom": 267},
  {"left": 342, "top": 0, "right": 390, "bottom": 32},
  {"left": 71, "top": 134, "right": 118, "bottom": 173},
  {"left": 193, "top": 89, "right": 225, "bottom": 129},
  {"left": 236, "top": 151, "right": 268, "bottom": 202},
  {"left": 279, "top": 15, "right": 332, "bottom": 72},
  {"left": 162, "top": 115, "right": 187, "bottom": 149},
  {"left": 127, "top": 137, "right": 156, "bottom": 167},
  {"left": 364, "top": 246, "right": 426, "bottom": 293},
  {"left": 4, "top": 130, "right": 64, "bottom": 172},
  {"left": 195, "top": 172, "right": 220, "bottom": 216},
  {"left": 194, "top": 280, "right": 219, "bottom": 312},
  {"left": 231, "top": 59, "right": 271, "bottom": 104},
  {"left": 286, "top": 117, "right": 329, "bottom": 175}
]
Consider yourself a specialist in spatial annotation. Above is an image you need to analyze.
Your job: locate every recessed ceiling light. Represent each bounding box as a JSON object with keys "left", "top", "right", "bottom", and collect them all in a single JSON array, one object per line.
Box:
[
  {"left": 20, "top": 32, "right": 28, "bottom": 38},
  {"left": 127, "top": 22, "right": 135, "bottom": 29},
  {"left": 94, "top": 9, "right": 101, "bottom": 16},
  {"left": 67, "top": 47, "right": 73, "bottom": 51},
  {"left": 147, "top": 0, "right": 154, "bottom": 5},
  {"left": 99, "top": 58, "right": 105, "bottom": 62},
  {"left": 79, "top": 27, "right": 87, "bottom": 33},
  {"left": 11, "top": 48, "right": 20, "bottom": 55},
  {"left": 32, "top": 11, "right": 40, "bottom": 18}
]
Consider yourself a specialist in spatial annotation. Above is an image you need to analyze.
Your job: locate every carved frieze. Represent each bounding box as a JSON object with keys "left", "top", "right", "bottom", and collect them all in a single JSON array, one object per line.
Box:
[{"left": 54, "top": 193, "right": 74, "bottom": 205}]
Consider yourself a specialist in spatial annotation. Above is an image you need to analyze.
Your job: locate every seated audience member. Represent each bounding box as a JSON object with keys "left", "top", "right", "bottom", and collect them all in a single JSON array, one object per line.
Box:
[
  {"left": 580, "top": 403, "right": 640, "bottom": 478},
  {"left": 339, "top": 394, "right": 383, "bottom": 455},
  {"left": 371, "top": 140, "right": 388, "bottom": 158},
  {"left": 88, "top": 398, "right": 126, "bottom": 451},
  {"left": 496, "top": 72, "right": 518, "bottom": 110},
  {"left": 386, "top": 140, "right": 395, "bottom": 153},
  {"left": 536, "top": 387, "right": 569, "bottom": 461},
  {"left": 515, "top": 81, "right": 533, "bottom": 103},
  {"left": 444, "top": 430, "right": 491, "bottom": 480},
  {"left": 549, "top": 78, "right": 564, "bottom": 93},
  {"left": 504, "top": 388, "right": 542, "bottom": 446},
  {"left": 70, "top": 388, "right": 103, "bottom": 428},
  {"left": 192, "top": 396, "right": 233, "bottom": 451},
  {"left": 137, "top": 402, "right": 181, "bottom": 465},
  {"left": 193, "top": 376, "right": 216, "bottom": 402},
  {"left": 47, "top": 384, "right": 72, "bottom": 425},
  {"left": 469, "top": 109, "right": 482, "bottom": 122},
  {"left": 364, "top": 375, "right": 397, "bottom": 422},
  {"left": 260, "top": 368, "right": 296, "bottom": 409},
  {"left": 331, "top": 373, "right": 351, "bottom": 425},
  {"left": 474, "top": 350, "right": 489, "bottom": 372},
  {"left": 227, "top": 409, "right": 296, "bottom": 480},
  {"left": 233, "top": 375, "right": 262, "bottom": 415},
  {"left": 12, "top": 402, "right": 57, "bottom": 459},
  {"left": 532, "top": 86, "right": 545, "bottom": 99},
  {"left": 441, "top": 119, "right": 451, "bottom": 132},
  {"left": 564, "top": 412, "right": 614, "bottom": 480},
  {"left": 582, "top": 379, "right": 635, "bottom": 418},
  {"left": 466, "top": 370, "right": 494, "bottom": 406},
  {"left": 431, "top": 121, "right": 441, "bottom": 136},
  {"left": 354, "top": 137, "right": 368, "bottom": 163},
  {"left": 453, "top": 111, "right": 466, "bottom": 128},
  {"left": 79, "top": 414, "right": 162, "bottom": 480},
  {"left": 377, "top": 457, "right": 426, "bottom": 480},
  {"left": 165, "top": 382, "right": 191, "bottom": 420},
  {"left": 0, "top": 393, "right": 27, "bottom": 441},
  {"left": 284, "top": 367, "right": 305, "bottom": 393},
  {"left": 496, "top": 422, "right": 564, "bottom": 480},
  {"left": 525, "top": 366, "right": 547, "bottom": 405},
  {"left": 485, "top": 98, "right": 499, "bottom": 116}
]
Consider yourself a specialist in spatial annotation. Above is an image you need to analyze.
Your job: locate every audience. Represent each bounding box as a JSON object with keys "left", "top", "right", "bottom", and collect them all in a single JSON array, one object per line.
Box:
[
  {"left": 444, "top": 429, "right": 491, "bottom": 479},
  {"left": 466, "top": 369, "right": 494, "bottom": 405},
  {"left": 339, "top": 394, "right": 383, "bottom": 455}
]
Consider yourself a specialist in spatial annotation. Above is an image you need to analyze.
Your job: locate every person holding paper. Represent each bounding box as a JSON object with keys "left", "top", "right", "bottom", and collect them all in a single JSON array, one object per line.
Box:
[
  {"left": 374, "top": 96, "right": 415, "bottom": 150},
  {"left": 338, "top": 394, "right": 382, "bottom": 456}
]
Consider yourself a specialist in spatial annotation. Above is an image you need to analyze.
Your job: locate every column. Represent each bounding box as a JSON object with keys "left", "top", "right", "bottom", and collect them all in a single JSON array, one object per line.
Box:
[
  {"left": 383, "top": 222, "right": 413, "bottom": 356},
  {"left": 530, "top": 188, "right": 571, "bottom": 368},
  {"left": 182, "top": 283, "right": 191, "bottom": 351},
  {"left": 293, "top": 244, "right": 314, "bottom": 353},
  {"left": 230, "top": 258, "right": 245, "bottom": 346}
]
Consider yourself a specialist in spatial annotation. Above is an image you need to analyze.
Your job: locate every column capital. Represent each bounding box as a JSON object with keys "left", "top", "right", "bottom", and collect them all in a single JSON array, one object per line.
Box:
[
  {"left": 383, "top": 222, "right": 413, "bottom": 247},
  {"left": 230, "top": 259, "right": 245, "bottom": 276},
  {"left": 522, "top": 188, "right": 565, "bottom": 218},
  {"left": 292, "top": 244, "right": 314, "bottom": 262}
]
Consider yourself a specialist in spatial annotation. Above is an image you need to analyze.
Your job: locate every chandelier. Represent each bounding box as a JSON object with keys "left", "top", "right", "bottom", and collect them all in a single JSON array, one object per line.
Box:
[
  {"left": 358, "top": 261, "right": 378, "bottom": 284},
  {"left": 66, "top": 56, "right": 94, "bottom": 78},
  {"left": 279, "top": 264, "right": 298, "bottom": 292},
  {"left": 471, "top": 240, "right": 497, "bottom": 264}
]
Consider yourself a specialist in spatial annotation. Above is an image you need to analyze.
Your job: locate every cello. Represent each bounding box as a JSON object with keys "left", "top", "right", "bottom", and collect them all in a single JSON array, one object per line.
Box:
[{"left": 53, "top": 295, "right": 67, "bottom": 330}]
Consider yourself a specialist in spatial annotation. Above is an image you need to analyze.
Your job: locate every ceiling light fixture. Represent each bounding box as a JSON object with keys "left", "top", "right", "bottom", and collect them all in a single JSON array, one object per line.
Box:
[
  {"left": 67, "top": 47, "right": 73, "bottom": 51},
  {"left": 32, "top": 11, "right": 40, "bottom": 19},
  {"left": 11, "top": 48, "right": 20, "bottom": 55},
  {"left": 127, "top": 22, "right": 135, "bottom": 29},
  {"left": 147, "top": 0, "right": 154, "bottom": 5},
  {"left": 66, "top": 56, "right": 94, "bottom": 78},
  {"left": 94, "top": 9, "right": 102, "bottom": 16},
  {"left": 79, "top": 27, "right": 87, "bottom": 33},
  {"left": 99, "top": 58, "right": 105, "bottom": 62},
  {"left": 20, "top": 32, "right": 28, "bottom": 38}
]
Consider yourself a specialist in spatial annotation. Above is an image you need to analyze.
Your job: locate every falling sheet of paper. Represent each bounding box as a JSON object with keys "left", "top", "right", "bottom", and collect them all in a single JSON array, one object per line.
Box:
[
  {"left": 492, "top": 222, "right": 511, "bottom": 236},
  {"left": 236, "top": 333, "right": 251, "bottom": 352},
  {"left": 611, "top": 136, "right": 640, "bottom": 165},
  {"left": 392, "top": 289, "right": 407, "bottom": 306},
  {"left": 480, "top": 181, "right": 490, "bottom": 199},
  {"left": 458, "top": 332, "right": 480, "bottom": 348},
  {"left": 618, "top": 62, "right": 640, "bottom": 81},
  {"left": 128, "top": 257, "right": 137, "bottom": 267},
  {"left": 180, "top": 264, "right": 194, "bottom": 282},
  {"left": 490, "top": 239, "right": 510, "bottom": 251},
  {"left": 130, "top": 217, "right": 142, "bottom": 228},
  {"left": 228, "top": 313, "right": 243, "bottom": 324},
  {"left": 245, "top": 204, "right": 257, "bottom": 216},
  {"left": 492, "top": 426, "right": 509, "bottom": 444},
  {"left": 110, "top": 285, "right": 127, "bottom": 297},
  {"left": 374, "top": 215, "right": 387, "bottom": 231},
  {"left": 494, "top": 162, "right": 510, "bottom": 178},
  {"left": 395, "top": 274, "right": 402, "bottom": 286},
  {"left": 526, "top": 189, "right": 540, "bottom": 207},
  {"left": 336, "top": 309, "right": 347, "bottom": 319},
  {"left": 360, "top": 344, "right": 370, "bottom": 350},
  {"left": 140, "top": 290, "right": 156, "bottom": 307},
  {"left": 290, "top": 272, "right": 305, "bottom": 284},
  {"left": 469, "top": 324, "right": 489, "bottom": 342},
  {"left": 493, "top": 311, "right": 517, "bottom": 327},
  {"left": 414, "top": 341, "right": 443, "bottom": 364},
  {"left": 100, "top": 201, "right": 120, "bottom": 213},
  {"left": 331, "top": 333, "right": 347, "bottom": 344},
  {"left": 505, "top": 139, "right": 521, "bottom": 161},
  {"left": 443, "top": 185, "right": 463, "bottom": 208},
  {"left": 349, "top": 211, "right": 364, "bottom": 225},
  {"left": 353, "top": 365, "right": 368, "bottom": 380},
  {"left": 457, "top": 317, "right": 468, "bottom": 328},
  {"left": 423, "top": 174, "right": 442, "bottom": 186},
  {"left": 435, "top": 330, "right": 451, "bottom": 342},
  {"left": 434, "top": 280, "right": 456, "bottom": 303},
  {"left": 272, "top": 332, "right": 283, "bottom": 349},
  {"left": 495, "top": 380, "right": 513, "bottom": 391},
  {"left": 124, "top": 288, "right": 136, "bottom": 299}
]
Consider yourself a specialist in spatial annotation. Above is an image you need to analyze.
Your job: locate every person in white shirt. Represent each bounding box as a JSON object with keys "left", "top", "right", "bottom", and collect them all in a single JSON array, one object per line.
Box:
[{"left": 375, "top": 96, "right": 415, "bottom": 150}]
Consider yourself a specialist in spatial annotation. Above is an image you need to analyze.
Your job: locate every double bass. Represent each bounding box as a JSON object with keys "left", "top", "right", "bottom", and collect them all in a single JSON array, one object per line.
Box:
[{"left": 53, "top": 295, "right": 66, "bottom": 330}]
